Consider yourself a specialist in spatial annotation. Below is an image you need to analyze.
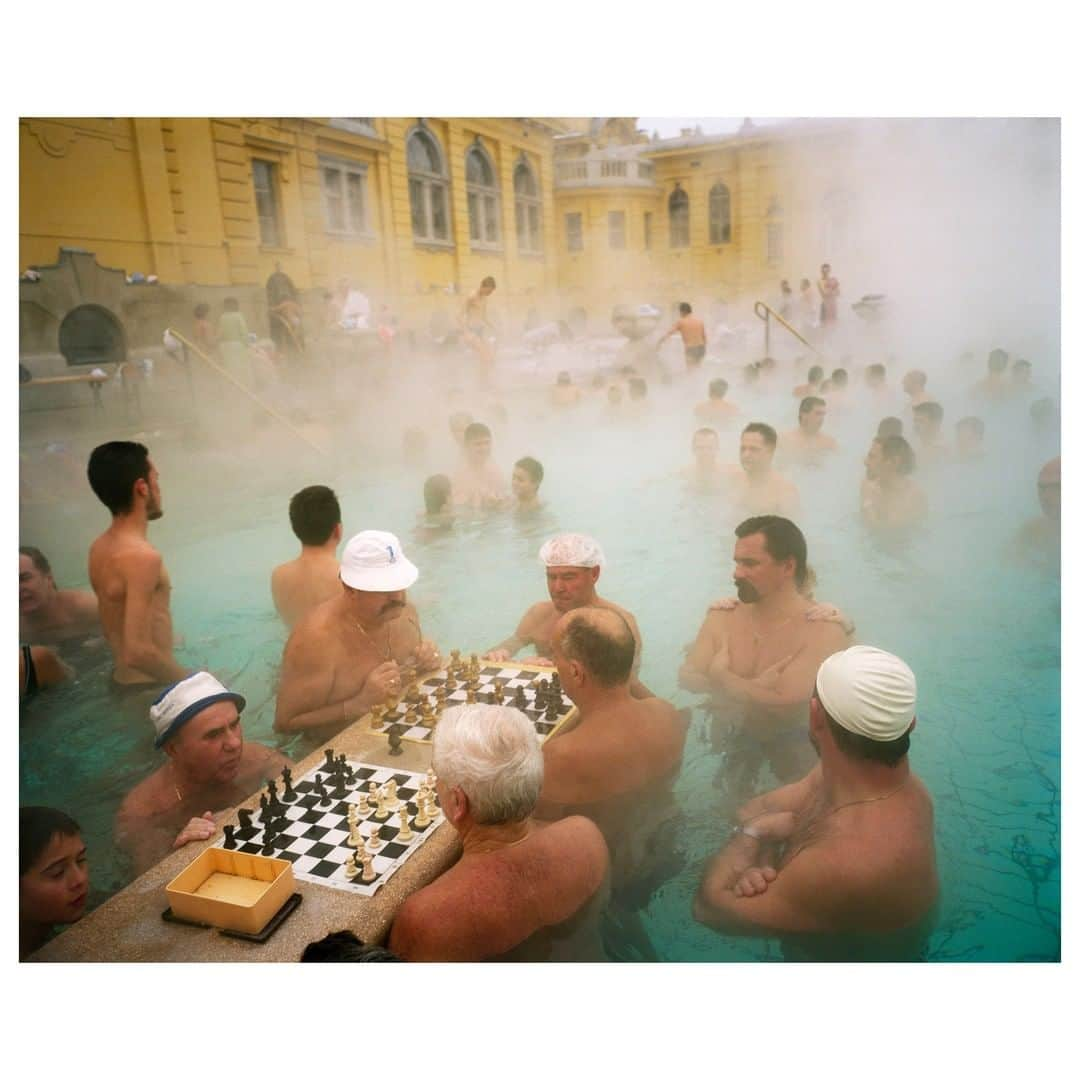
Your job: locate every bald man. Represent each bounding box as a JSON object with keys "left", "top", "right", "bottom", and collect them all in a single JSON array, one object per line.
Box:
[{"left": 537, "top": 607, "right": 688, "bottom": 909}]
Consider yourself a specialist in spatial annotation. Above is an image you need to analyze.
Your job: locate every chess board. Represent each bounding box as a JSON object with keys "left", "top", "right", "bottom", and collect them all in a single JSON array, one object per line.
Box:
[
  {"left": 370, "top": 661, "right": 577, "bottom": 744},
  {"left": 214, "top": 758, "right": 443, "bottom": 898}
]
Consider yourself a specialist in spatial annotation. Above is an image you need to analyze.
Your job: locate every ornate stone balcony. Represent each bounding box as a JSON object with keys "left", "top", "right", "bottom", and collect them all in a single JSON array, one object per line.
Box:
[{"left": 554, "top": 154, "right": 656, "bottom": 189}]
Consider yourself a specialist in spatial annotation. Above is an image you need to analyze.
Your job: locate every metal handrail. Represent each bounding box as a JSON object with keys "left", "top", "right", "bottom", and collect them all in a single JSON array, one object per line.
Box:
[{"left": 753, "top": 300, "right": 823, "bottom": 358}]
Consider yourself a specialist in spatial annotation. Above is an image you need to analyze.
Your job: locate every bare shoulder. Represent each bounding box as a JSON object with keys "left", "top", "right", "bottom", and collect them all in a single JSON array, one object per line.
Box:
[
  {"left": 118, "top": 767, "right": 167, "bottom": 822},
  {"left": 806, "top": 616, "right": 849, "bottom": 651},
  {"left": 541, "top": 815, "right": 608, "bottom": 870},
  {"left": 520, "top": 600, "right": 555, "bottom": 630}
]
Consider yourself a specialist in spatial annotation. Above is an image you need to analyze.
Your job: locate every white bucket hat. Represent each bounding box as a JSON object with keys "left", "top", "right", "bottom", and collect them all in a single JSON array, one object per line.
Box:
[
  {"left": 340, "top": 530, "right": 419, "bottom": 592},
  {"left": 150, "top": 671, "right": 246, "bottom": 749}
]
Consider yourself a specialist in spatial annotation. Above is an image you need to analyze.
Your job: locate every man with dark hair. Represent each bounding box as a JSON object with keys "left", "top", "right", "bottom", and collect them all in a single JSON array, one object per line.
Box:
[
  {"left": 901, "top": 368, "right": 933, "bottom": 408},
  {"left": 511, "top": 456, "right": 545, "bottom": 512},
  {"left": 301, "top": 930, "right": 402, "bottom": 962},
  {"left": 87, "top": 442, "right": 188, "bottom": 691},
  {"left": 877, "top": 416, "right": 903, "bottom": 440},
  {"left": 452, "top": 422, "right": 509, "bottom": 509},
  {"left": 694, "top": 377, "right": 740, "bottom": 424},
  {"left": 537, "top": 608, "right": 688, "bottom": 915},
  {"left": 462, "top": 276, "right": 497, "bottom": 370},
  {"left": 725, "top": 423, "right": 800, "bottom": 517},
  {"left": 779, "top": 397, "right": 838, "bottom": 465},
  {"left": 973, "top": 347, "right": 1011, "bottom": 400},
  {"left": 658, "top": 301, "right": 707, "bottom": 369},
  {"left": 954, "top": 416, "right": 986, "bottom": 462},
  {"left": 864, "top": 363, "right": 887, "bottom": 396},
  {"left": 19, "top": 546, "right": 100, "bottom": 645},
  {"left": 912, "top": 400, "right": 949, "bottom": 463},
  {"left": 417, "top": 474, "right": 455, "bottom": 533},
  {"left": 680, "top": 515, "right": 848, "bottom": 785},
  {"left": 270, "top": 485, "right": 343, "bottom": 628},
  {"left": 861, "top": 436, "right": 927, "bottom": 530},
  {"left": 680, "top": 428, "right": 723, "bottom": 492},
  {"left": 1009, "top": 358, "right": 1033, "bottom": 396},
  {"left": 693, "top": 646, "right": 938, "bottom": 960},
  {"left": 792, "top": 364, "right": 824, "bottom": 399}
]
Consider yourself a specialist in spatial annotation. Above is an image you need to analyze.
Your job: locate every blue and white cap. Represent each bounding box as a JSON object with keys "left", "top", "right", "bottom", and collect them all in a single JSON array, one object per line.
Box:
[
  {"left": 150, "top": 671, "right": 246, "bottom": 749},
  {"left": 340, "top": 530, "right": 418, "bottom": 593}
]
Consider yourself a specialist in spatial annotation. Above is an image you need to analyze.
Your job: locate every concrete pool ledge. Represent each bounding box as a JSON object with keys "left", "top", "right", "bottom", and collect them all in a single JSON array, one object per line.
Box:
[{"left": 32, "top": 724, "right": 459, "bottom": 963}]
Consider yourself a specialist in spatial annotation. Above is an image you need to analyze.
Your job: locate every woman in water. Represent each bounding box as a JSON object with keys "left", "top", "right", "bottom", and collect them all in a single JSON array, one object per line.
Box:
[{"left": 19, "top": 807, "right": 90, "bottom": 959}]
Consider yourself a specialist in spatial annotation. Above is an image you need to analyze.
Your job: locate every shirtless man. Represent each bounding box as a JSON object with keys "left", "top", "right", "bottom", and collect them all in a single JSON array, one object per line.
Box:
[
  {"left": 19, "top": 546, "right": 99, "bottom": 645},
  {"left": 817, "top": 263, "right": 840, "bottom": 329},
  {"left": 901, "top": 369, "right": 934, "bottom": 409},
  {"left": 972, "top": 348, "right": 1011, "bottom": 401},
  {"left": 451, "top": 422, "right": 510, "bottom": 510},
  {"left": 912, "top": 401, "right": 950, "bottom": 464},
  {"left": 860, "top": 436, "right": 927, "bottom": 531},
  {"left": 724, "top": 423, "right": 801, "bottom": 518},
  {"left": 483, "top": 532, "right": 651, "bottom": 697},
  {"left": 388, "top": 704, "right": 609, "bottom": 961},
  {"left": 461, "top": 276, "right": 497, "bottom": 369},
  {"left": 270, "top": 485, "right": 343, "bottom": 628},
  {"left": 658, "top": 302, "right": 707, "bottom": 369},
  {"left": 779, "top": 397, "right": 838, "bottom": 466},
  {"left": 1010, "top": 456, "right": 1060, "bottom": 571},
  {"left": 792, "top": 365, "right": 825, "bottom": 399},
  {"left": 115, "top": 673, "right": 291, "bottom": 875},
  {"left": 954, "top": 416, "right": 986, "bottom": 462},
  {"left": 511, "top": 456, "right": 545, "bottom": 512},
  {"left": 681, "top": 428, "right": 725, "bottom": 493},
  {"left": 550, "top": 371, "right": 583, "bottom": 408},
  {"left": 274, "top": 530, "right": 440, "bottom": 741},
  {"left": 693, "top": 646, "right": 938, "bottom": 960},
  {"left": 537, "top": 609, "right": 688, "bottom": 901},
  {"left": 86, "top": 442, "right": 188, "bottom": 691},
  {"left": 679, "top": 516, "right": 848, "bottom": 785},
  {"left": 693, "top": 378, "right": 740, "bottom": 425}
]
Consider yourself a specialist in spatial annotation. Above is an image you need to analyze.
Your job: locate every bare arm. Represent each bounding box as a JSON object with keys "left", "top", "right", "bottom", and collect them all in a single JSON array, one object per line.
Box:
[
  {"left": 678, "top": 612, "right": 724, "bottom": 693},
  {"left": 119, "top": 550, "right": 188, "bottom": 683},
  {"left": 736, "top": 765, "right": 821, "bottom": 824},
  {"left": 484, "top": 604, "right": 541, "bottom": 661}
]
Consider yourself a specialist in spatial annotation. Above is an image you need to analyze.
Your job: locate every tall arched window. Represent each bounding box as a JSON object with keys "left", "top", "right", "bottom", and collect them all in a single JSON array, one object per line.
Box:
[
  {"left": 407, "top": 127, "right": 450, "bottom": 244},
  {"left": 765, "top": 197, "right": 784, "bottom": 265},
  {"left": 466, "top": 143, "right": 501, "bottom": 248},
  {"left": 669, "top": 184, "right": 689, "bottom": 248},
  {"left": 709, "top": 181, "right": 731, "bottom": 245},
  {"left": 514, "top": 157, "right": 542, "bottom": 254}
]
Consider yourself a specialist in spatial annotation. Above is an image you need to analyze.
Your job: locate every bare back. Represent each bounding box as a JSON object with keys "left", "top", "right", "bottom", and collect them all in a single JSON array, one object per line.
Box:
[
  {"left": 677, "top": 315, "right": 706, "bottom": 348},
  {"left": 271, "top": 553, "right": 341, "bottom": 629}
]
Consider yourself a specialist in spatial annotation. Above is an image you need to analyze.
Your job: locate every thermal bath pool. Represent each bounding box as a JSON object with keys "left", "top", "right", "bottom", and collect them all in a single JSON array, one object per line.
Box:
[{"left": 18, "top": 358, "right": 1060, "bottom": 961}]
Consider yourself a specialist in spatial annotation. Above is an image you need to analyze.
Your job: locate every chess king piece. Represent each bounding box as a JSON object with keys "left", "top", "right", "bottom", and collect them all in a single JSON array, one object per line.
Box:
[
  {"left": 344, "top": 853, "right": 359, "bottom": 880},
  {"left": 360, "top": 850, "right": 376, "bottom": 883},
  {"left": 397, "top": 807, "right": 414, "bottom": 842}
]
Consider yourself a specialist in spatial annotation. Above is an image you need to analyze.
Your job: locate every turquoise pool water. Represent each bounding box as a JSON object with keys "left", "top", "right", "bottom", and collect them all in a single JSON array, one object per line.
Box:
[{"left": 18, "top": 349, "right": 1060, "bottom": 960}]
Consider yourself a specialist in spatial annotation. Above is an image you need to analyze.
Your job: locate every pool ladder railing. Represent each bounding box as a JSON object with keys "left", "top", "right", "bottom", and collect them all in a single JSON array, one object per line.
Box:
[{"left": 753, "top": 301, "right": 824, "bottom": 360}]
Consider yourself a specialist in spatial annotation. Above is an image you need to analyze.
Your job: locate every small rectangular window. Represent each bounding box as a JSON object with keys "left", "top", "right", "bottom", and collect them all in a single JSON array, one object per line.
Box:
[
  {"left": 321, "top": 158, "right": 370, "bottom": 236},
  {"left": 608, "top": 211, "right": 626, "bottom": 249},
  {"left": 252, "top": 158, "right": 282, "bottom": 247},
  {"left": 566, "top": 212, "right": 583, "bottom": 252}
]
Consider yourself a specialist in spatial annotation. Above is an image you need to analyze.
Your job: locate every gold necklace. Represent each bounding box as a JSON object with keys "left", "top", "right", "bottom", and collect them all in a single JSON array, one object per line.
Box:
[
  {"left": 825, "top": 776, "right": 909, "bottom": 818},
  {"left": 352, "top": 617, "right": 391, "bottom": 660}
]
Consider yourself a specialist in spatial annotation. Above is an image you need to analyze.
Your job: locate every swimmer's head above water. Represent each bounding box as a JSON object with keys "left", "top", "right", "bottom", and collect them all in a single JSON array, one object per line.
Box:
[
  {"left": 539, "top": 533, "right": 604, "bottom": 613},
  {"left": 731, "top": 515, "right": 809, "bottom": 602},
  {"left": 87, "top": 441, "right": 162, "bottom": 521},
  {"left": 739, "top": 423, "right": 778, "bottom": 476}
]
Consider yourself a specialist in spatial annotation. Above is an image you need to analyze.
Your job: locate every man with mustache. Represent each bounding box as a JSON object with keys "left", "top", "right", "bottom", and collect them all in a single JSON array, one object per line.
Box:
[
  {"left": 87, "top": 441, "right": 189, "bottom": 696},
  {"left": 679, "top": 516, "right": 848, "bottom": 786},
  {"left": 275, "top": 531, "right": 441, "bottom": 742},
  {"left": 115, "top": 673, "right": 291, "bottom": 875}
]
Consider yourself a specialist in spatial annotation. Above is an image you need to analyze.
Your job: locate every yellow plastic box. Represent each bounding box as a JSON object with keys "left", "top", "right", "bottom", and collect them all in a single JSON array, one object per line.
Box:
[{"left": 165, "top": 848, "right": 294, "bottom": 935}]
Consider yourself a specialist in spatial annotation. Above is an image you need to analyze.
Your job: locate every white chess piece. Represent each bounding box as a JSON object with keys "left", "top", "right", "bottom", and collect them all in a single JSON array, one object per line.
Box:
[
  {"left": 360, "top": 850, "right": 376, "bottom": 883},
  {"left": 344, "top": 853, "right": 359, "bottom": 880}
]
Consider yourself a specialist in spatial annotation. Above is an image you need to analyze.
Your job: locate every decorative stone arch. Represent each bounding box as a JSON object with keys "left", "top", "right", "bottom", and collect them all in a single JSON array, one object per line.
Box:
[{"left": 58, "top": 303, "right": 127, "bottom": 367}]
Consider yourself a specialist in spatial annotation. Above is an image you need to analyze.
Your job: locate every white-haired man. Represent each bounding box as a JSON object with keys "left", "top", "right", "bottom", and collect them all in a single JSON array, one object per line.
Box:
[
  {"left": 387, "top": 704, "right": 609, "bottom": 961},
  {"left": 693, "top": 646, "right": 939, "bottom": 960},
  {"left": 275, "top": 531, "right": 441, "bottom": 741},
  {"left": 483, "top": 532, "right": 651, "bottom": 697},
  {"left": 115, "top": 673, "right": 291, "bottom": 875}
]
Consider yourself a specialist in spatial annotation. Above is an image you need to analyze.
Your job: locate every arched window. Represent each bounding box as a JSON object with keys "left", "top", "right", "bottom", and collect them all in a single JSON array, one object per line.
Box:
[
  {"left": 514, "top": 157, "right": 542, "bottom": 254},
  {"left": 765, "top": 197, "right": 784, "bottom": 265},
  {"left": 709, "top": 181, "right": 731, "bottom": 245},
  {"left": 466, "top": 143, "right": 501, "bottom": 248},
  {"left": 669, "top": 185, "right": 689, "bottom": 248},
  {"left": 407, "top": 127, "right": 450, "bottom": 244}
]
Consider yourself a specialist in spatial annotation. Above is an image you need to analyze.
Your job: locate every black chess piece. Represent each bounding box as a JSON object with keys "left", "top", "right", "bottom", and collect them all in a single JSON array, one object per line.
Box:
[
  {"left": 281, "top": 767, "right": 296, "bottom": 802},
  {"left": 237, "top": 808, "right": 253, "bottom": 830},
  {"left": 262, "top": 831, "right": 276, "bottom": 854},
  {"left": 388, "top": 728, "right": 403, "bottom": 756},
  {"left": 551, "top": 672, "right": 561, "bottom": 694},
  {"left": 267, "top": 779, "right": 278, "bottom": 804},
  {"left": 324, "top": 748, "right": 336, "bottom": 773},
  {"left": 223, "top": 824, "right": 237, "bottom": 849},
  {"left": 259, "top": 793, "right": 268, "bottom": 815}
]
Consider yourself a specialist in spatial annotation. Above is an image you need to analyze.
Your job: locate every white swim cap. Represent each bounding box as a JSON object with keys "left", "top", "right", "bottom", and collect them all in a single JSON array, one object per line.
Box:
[
  {"left": 538, "top": 533, "right": 606, "bottom": 569},
  {"left": 815, "top": 646, "right": 917, "bottom": 742}
]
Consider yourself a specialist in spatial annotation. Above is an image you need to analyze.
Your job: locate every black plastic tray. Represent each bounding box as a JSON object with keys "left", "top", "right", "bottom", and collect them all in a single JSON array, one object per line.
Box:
[{"left": 161, "top": 892, "right": 302, "bottom": 943}]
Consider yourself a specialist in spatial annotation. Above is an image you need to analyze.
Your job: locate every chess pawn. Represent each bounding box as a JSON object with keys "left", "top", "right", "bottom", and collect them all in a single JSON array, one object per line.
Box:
[
  {"left": 426, "top": 768, "right": 437, "bottom": 789},
  {"left": 449, "top": 648, "right": 461, "bottom": 670},
  {"left": 344, "top": 853, "right": 359, "bottom": 880},
  {"left": 370, "top": 706, "right": 384, "bottom": 730},
  {"left": 414, "top": 797, "right": 432, "bottom": 828},
  {"left": 360, "top": 850, "right": 376, "bottom": 883},
  {"left": 466, "top": 686, "right": 477, "bottom": 704},
  {"left": 366, "top": 823, "right": 382, "bottom": 851},
  {"left": 396, "top": 807, "right": 414, "bottom": 842},
  {"left": 354, "top": 796, "right": 370, "bottom": 818},
  {"left": 435, "top": 686, "right": 447, "bottom": 709}
]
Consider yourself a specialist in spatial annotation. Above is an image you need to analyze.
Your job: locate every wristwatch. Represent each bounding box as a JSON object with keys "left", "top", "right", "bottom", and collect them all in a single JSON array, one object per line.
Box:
[{"left": 732, "top": 822, "right": 762, "bottom": 840}]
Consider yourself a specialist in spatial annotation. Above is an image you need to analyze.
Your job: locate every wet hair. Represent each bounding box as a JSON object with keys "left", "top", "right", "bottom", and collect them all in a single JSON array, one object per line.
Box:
[
  {"left": 957, "top": 416, "right": 985, "bottom": 439},
  {"left": 193, "top": 303, "right": 210, "bottom": 319},
  {"left": 880, "top": 435, "right": 916, "bottom": 475},
  {"left": 988, "top": 348, "right": 1008, "bottom": 372},
  {"left": 481, "top": 276, "right": 496, "bottom": 289},
  {"left": 830, "top": 368, "right": 848, "bottom": 388},
  {"left": 814, "top": 691, "right": 911, "bottom": 766},
  {"left": 629, "top": 377, "right": 647, "bottom": 399},
  {"left": 807, "top": 365, "right": 824, "bottom": 384},
  {"left": 87, "top": 441, "right": 151, "bottom": 514},
  {"left": 914, "top": 401, "right": 944, "bottom": 425},
  {"left": 742, "top": 422, "right": 778, "bottom": 449},
  {"left": 288, "top": 485, "right": 341, "bottom": 545},
  {"left": 19, "top": 546, "right": 52, "bottom": 576},
  {"left": 734, "top": 516, "right": 808, "bottom": 589},
  {"left": 708, "top": 378, "right": 729, "bottom": 399},
  {"left": 866, "top": 363, "right": 886, "bottom": 382},
  {"left": 464, "top": 422, "right": 491, "bottom": 443},
  {"left": 20, "top": 807, "right": 81, "bottom": 876},
  {"left": 679, "top": 302, "right": 692, "bottom": 315},
  {"left": 557, "top": 608, "right": 636, "bottom": 688},
  {"left": 877, "top": 416, "right": 903, "bottom": 439},
  {"left": 300, "top": 930, "right": 402, "bottom": 962},
  {"left": 513, "top": 457, "right": 544, "bottom": 488},
  {"left": 693, "top": 427, "right": 719, "bottom": 443},
  {"left": 423, "top": 474, "right": 452, "bottom": 514},
  {"left": 799, "top": 396, "right": 825, "bottom": 417},
  {"left": 224, "top": 297, "right": 239, "bottom": 312}
]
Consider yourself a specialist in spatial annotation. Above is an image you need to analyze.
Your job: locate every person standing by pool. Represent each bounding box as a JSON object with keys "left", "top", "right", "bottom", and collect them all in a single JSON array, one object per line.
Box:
[
  {"left": 817, "top": 263, "right": 840, "bottom": 330},
  {"left": 657, "top": 302, "right": 707, "bottom": 370},
  {"left": 692, "top": 646, "right": 938, "bottom": 960},
  {"left": 274, "top": 531, "right": 441, "bottom": 739},
  {"left": 461, "top": 276, "right": 497, "bottom": 371},
  {"left": 216, "top": 297, "right": 251, "bottom": 384},
  {"left": 725, "top": 423, "right": 801, "bottom": 518},
  {"left": 483, "top": 532, "right": 652, "bottom": 697},
  {"left": 679, "top": 516, "right": 848, "bottom": 785},
  {"left": 19, "top": 546, "right": 100, "bottom": 645},
  {"left": 388, "top": 703, "right": 609, "bottom": 961},
  {"left": 115, "top": 673, "right": 291, "bottom": 875},
  {"left": 271, "top": 485, "right": 344, "bottom": 629},
  {"left": 20, "top": 806, "right": 90, "bottom": 959},
  {"left": 87, "top": 442, "right": 189, "bottom": 694}
]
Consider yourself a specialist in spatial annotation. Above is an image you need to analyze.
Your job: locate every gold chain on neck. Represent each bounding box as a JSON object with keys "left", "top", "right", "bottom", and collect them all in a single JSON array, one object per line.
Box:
[{"left": 824, "top": 775, "right": 909, "bottom": 818}]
